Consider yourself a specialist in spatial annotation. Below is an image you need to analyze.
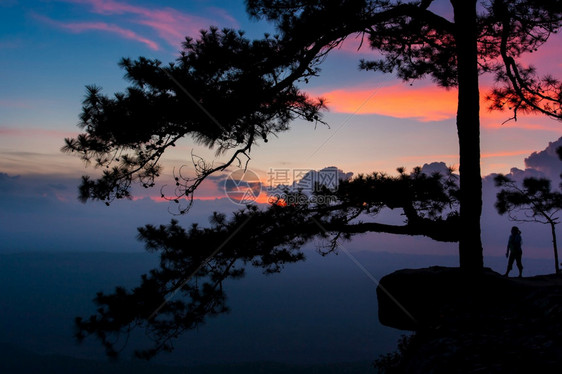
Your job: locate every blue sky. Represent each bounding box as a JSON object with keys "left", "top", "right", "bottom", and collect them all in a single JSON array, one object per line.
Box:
[{"left": 2, "top": 0, "right": 560, "bottom": 176}]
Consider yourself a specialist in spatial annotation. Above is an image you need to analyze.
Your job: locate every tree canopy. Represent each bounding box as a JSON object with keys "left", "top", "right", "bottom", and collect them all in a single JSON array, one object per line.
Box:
[
  {"left": 75, "top": 166, "right": 460, "bottom": 359},
  {"left": 63, "top": 27, "right": 329, "bottom": 205},
  {"left": 495, "top": 166, "right": 562, "bottom": 273},
  {"left": 64, "top": 0, "right": 562, "bottom": 268},
  {"left": 68, "top": 0, "right": 562, "bottom": 359}
]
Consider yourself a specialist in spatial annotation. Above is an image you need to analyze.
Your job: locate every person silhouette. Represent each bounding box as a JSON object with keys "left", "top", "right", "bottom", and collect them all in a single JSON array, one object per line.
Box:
[{"left": 504, "top": 226, "right": 523, "bottom": 277}]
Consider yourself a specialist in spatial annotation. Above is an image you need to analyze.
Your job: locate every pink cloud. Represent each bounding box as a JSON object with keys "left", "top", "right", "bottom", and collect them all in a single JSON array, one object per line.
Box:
[
  {"left": 35, "top": 13, "right": 159, "bottom": 50},
  {"left": 66, "top": 21, "right": 159, "bottom": 50},
  {"left": 135, "top": 12, "right": 208, "bottom": 48},
  {"left": 61, "top": 0, "right": 238, "bottom": 48}
]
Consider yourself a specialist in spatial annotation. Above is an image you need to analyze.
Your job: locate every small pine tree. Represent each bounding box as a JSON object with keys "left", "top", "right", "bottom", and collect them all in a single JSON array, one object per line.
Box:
[{"left": 495, "top": 175, "right": 562, "bottom": 273}]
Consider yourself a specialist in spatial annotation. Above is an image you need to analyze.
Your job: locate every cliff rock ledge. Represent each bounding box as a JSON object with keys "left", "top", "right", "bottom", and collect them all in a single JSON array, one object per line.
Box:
[{"left": 377, "top": 267, "right": 562, "bottom": 372}]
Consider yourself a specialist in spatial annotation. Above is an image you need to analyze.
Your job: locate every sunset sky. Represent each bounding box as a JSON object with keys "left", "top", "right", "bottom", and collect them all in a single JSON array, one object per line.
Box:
[{"left": 1, "top": 0, "right": 561, "bottom": 260}]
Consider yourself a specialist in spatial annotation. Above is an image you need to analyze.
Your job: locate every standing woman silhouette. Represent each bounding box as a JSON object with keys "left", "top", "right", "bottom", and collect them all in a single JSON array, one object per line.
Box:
[{"left": 505, "top": 226, "right": 523, "bottom": 277}]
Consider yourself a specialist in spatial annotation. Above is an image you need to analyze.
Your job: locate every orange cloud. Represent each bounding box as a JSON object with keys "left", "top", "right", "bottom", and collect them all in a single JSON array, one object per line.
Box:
[
  {"left": 316, "top": 82, "right": 561, "bottom": 131},
  {"left": 481, "top": 150, "right": 535, "bottom": 159},
  {"left": 149, "top": 192, "right": 271, "bottom": 205},
  {"left": 316, "top": 84, "right": 458, "bottom": 122}
]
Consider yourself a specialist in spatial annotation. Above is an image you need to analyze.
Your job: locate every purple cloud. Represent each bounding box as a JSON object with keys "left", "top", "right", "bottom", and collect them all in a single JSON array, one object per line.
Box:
[
  {"left": 524, "top": 136, "right": 562, "bottom": 183},
  {"left": 420, "top": 162, "right": 453, "bottom": 176}
]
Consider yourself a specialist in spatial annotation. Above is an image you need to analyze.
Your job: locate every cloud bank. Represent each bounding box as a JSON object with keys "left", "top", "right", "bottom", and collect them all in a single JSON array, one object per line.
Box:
[
  {"left": 2, "top": 136, "right": 560, "bottom": 261},
  {"left": 523, "top": 137, "right": 562, "bottom": 183}
]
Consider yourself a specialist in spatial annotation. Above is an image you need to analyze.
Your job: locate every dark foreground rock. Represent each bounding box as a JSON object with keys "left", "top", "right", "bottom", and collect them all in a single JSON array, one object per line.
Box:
[{"left": 377, "top": 267, "right": 562, "bottom": 373}]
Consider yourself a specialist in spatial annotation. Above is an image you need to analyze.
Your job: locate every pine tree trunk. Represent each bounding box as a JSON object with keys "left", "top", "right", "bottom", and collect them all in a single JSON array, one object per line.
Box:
[
  {"left": 452, "top": 0, "right": 484, "bottom": 270},
  {"left": 550, "top": 221, "right": 560, "bottom": 273}
]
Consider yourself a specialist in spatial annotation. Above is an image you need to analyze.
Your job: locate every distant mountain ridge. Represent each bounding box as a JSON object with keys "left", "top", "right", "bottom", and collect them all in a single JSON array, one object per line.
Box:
[{"left": 0, "top": 342, "right": 374, "bottom": 374}]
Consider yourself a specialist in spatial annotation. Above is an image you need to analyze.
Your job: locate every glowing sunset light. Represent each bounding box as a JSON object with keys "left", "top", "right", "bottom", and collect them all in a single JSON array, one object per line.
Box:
[
  {"left": 149, "top": 195, "right": 224, "bottom": 203},
  {"left": 249, "top": 192, "right": 274, "bottom": 205},
  {"left": 316, "top": 82, "right": 561, "bottom": 132},
  {"left": 148, "top": 191, "right": 272, "bottom": 205},
  {"left": 481, "top": 150, "right": 535, "bottom": 159},
  {"left": 317, "top": 84, "right": 458, "bottom": 122}
]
